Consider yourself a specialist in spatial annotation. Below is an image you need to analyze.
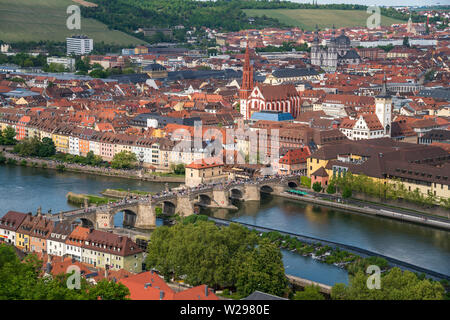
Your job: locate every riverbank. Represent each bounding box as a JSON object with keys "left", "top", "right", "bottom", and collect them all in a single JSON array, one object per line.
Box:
[
  {"left": 101, "top": 188, "right": 153, "bottom": 199},
  {"left": 286, "top": 274, "right": 331, "bottom": 294},
  {"left": 209, "top": 216, "right": 450, "bottom": 282},
  {"left": 0, "top": 151, "right": 185, "bottom": 183},
  {"left": 278, "top": 191, "right": 450, "bottom": 231},
  {"left": 66, "top": 192, "right": 118, "bottom": 206}
]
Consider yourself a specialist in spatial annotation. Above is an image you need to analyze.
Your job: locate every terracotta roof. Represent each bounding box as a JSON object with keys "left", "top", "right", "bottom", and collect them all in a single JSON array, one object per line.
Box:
[
  {"left": 119, "top": 271, "right": 219, "bottom": 300},
  {"left": 255, "top": 83, "right": 300, "bottom": 101},
  {"left": 119, "top": 271, "right": 175, "bottom": 300},
  {"left": 186, "top": 158, "right": 223, "bottom": 169},
  {"left": 279, "top": 147, "right": 311, "bottom": 165},
  {"left": 0, "top": 211, "right": 28, "bottom": 232},
  {"left": 66, "top": 226, "right": 90, "bottom": 247},
  {"left": 82, "top": 230, "right": 143, "bottom": 257},
  {"left": 311, "top": 167, "right": 328, "bottom": 177},
  {"left": 361, "top": 114, "right": 384, "bottom": 130}
]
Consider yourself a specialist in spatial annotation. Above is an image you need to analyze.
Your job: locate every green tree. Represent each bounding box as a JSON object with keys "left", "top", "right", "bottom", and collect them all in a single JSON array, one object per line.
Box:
[
  {"left": 13, "top": 136, "right": 41, "bottom": 157},
  {"left": 86, "top": 151, "right": 103, "bottom": 166},
  {"left": 173, "top": 163, "right": 185, "bottom": 175},
  {"left": 38, "top": 137, "right": 56, "bottom": 157},
  {"left": 111, "top": 151, "right": 137, "bottom": 169},
  {"left": 293, "top": 285, "right": 325, "bottom": 300},
  {"left": 89, "top": 68, "right": 109, "bottom": 78},
  {"left": 75, "top": 56, "right": 90, "bottom": 73},
  {"left": 300, "top": 176, "right": 311, "bottom": 188},
  {"left": 312, "top": 182, "right": 322, "bottom": 192},
  {"left": 87, "top": 279, "right": 130, "bottom": 300},
  {"left": 0, "top": 244, "right": 129, "bottom": 300},
  {"left": 0, "top": 152, "right": 6, "bottom": 165},
  {"left": 235, "top": 238, "right": 288, "bottom": 298},
  {"left": 342, "top": 186, "right": 352, "bottom": 199},
  {"left": 2, "top": 126, "right": 17, "bottom": 145},
  {"left": 331, "top": 267, "right": 445, "bottom": 300},
  {"left": 403, "top": 36, "right": 410, "bottom": 47},
  {"left": 326, "top": 183, "right": 336, "bottom": 194},
  {"left": 145, "top": 221, "right": 287, "bottom": 297}
]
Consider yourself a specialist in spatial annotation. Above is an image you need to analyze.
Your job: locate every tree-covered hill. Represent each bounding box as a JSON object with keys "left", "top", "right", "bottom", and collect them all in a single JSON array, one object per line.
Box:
[
  {"left": 81, "top": 0, "right": 287, "bottom": 34},
  {"left": 81, "top": 0, "right": 412, "bottom": 35}
]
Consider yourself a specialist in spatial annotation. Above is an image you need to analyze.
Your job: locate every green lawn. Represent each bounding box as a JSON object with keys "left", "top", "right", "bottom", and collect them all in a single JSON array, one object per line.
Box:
[
  {"left": 0, "top": 0, "right": 145, "bottom": 45},
  {"left": 243, "top": 9, "right": 404, "bottom": 30}
]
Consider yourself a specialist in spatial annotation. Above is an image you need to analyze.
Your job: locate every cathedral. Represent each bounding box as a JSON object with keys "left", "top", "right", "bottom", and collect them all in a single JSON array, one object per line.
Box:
[
  {"left": 239, "top": 44, "right": 301, "bottom": 120},
  {"left": 311, "top": 26, "right": 361, "bottom": 72}
]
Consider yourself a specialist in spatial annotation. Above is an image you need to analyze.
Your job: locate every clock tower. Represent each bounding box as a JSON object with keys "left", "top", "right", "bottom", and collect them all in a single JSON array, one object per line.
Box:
[{"left": 375, "top": 75, "right": 392, "bottom": 137}]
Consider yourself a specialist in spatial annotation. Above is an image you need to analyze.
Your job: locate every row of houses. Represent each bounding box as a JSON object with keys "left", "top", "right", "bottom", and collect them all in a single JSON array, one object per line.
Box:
[
  {"left": 0, "top": 116, "right": 209, "bottom": 168},
  {"left": 0, "top": 211, "right": 144, "bottom": 273},
  {"left": 307, "top": 138, "right": 450, "bottom": 200}
]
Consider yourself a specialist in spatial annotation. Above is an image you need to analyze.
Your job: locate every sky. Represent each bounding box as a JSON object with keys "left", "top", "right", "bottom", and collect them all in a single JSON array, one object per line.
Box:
[{"left": 291, "top": 0, "right": 449, "bottom": 7}]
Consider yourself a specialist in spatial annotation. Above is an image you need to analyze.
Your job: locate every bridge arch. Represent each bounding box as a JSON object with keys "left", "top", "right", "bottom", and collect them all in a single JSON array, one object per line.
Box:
[
  {"left": 287, "top": 181, "right": 298, "bottom": 189},
  {"left": 162, "top": 200, "right": 176, "bottom": 216},
  {"left": 230, "top": 188, "right": 244, "bottom": 199},
  {"left": 111, "top": 208, "right": 138, "bottom": 228},
  {"left": 198, "top": 194, "right": 212, "bottom": 206},
  {"left": 260, "top": 185, "right": 274, "bottom": 194},
  {"left": 68, "top": 216, "right": 95, "bottom": 229}
]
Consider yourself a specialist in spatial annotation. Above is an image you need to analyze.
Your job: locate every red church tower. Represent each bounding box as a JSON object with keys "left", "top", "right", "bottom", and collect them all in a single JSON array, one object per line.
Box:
[{"left": 239, "top": 43, "right": 254, "bottom": 120}]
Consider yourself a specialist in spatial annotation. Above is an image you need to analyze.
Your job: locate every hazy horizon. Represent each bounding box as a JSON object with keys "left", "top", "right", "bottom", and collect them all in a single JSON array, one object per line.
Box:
[{"left": 290, "top": 0, "right": 448, "bottom": 7}]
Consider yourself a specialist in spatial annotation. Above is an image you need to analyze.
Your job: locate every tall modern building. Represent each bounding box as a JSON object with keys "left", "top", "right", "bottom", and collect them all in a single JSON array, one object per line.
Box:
[{"left": 66, "top": 35, "right": 93, "bottom": 55}]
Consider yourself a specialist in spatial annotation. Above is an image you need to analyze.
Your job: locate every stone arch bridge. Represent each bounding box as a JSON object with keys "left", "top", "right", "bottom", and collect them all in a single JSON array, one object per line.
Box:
[{"left": 50, "top": 176, "right": 302, "bottom": 230}]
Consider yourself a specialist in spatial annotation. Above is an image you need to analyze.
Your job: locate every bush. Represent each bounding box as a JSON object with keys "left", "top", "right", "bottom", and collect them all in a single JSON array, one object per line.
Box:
[
  {"left": 56, "top": 164, "right": 65, "bottom": 172},
  {"left": 20, "top": 160, "right": 27, "bottom": 166},
  {"left": 0, "top": 152, "right": 6, "bottom": 164},
  {"left": 312, "top": 182, "right": 322, "bottom": 192},
  {"left": 342, "top": 187, "right": 352, "bottom": 199},
  {"left": 6, "top": 158, "right": 17, "bottom": 165},
  {"left": 293, "top": 285, "right": 325, "bottom": 300},
  {"left": 182, "top": 214, "right": 209, "bottom": 225},
  {"left": 326, "top": 183, "right": 336, "bottom": 194},
  {"left": 301, "top": 176, "right": 311, "bottom": 188}
]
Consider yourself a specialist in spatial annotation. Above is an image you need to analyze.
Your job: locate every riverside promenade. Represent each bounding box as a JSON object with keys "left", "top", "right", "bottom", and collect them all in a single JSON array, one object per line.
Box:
[
  {"left": 1, "top": 150, "right": 184, "bottom": 183},
  {"left": 278, "top": 191, "right": 450, "bottom": 231}
]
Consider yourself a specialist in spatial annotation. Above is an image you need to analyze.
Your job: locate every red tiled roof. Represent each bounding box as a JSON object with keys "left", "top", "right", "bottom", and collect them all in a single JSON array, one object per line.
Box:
[
  {"left": 279, "top": 147, "right": 311, "bottom": 165},
  {"left": 119, "top": 271, "right": 219, "bottom": 300},
  {"left": 119, "top": 271, "right": 175, "bottom": 300},
  {"left": 186, "top": 158, "right": 223, "bottom": 169}
]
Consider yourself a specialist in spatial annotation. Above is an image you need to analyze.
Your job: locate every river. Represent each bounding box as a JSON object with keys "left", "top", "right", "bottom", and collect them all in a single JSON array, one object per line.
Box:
[
  {"left": 1, "top": 165, "right": 449, "bottom": 284},
  {"left": 202, "top": 195, "right": 450, "bottom": 278}
]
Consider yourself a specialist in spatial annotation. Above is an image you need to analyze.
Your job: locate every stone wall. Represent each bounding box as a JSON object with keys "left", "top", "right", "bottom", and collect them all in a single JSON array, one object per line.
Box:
[{"left": 352, "top": 192, "right": 450, "bottom": 219}]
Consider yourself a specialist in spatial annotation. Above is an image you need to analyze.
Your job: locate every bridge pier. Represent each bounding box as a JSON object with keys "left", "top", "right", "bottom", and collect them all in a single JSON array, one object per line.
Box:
[
  {"left": 175, "top": 195, "right": 195, "bottom": 217},
  {"left": 212, "top": 188, "right": 231, "bottom": 207},
  {"left": 134, "top": 202, "right": 156, "bottom": 229},
  {"left": 244, "top": 184, "right": 260, "bottom": 201},
  {"left": 97, "top": 210, "right": 114, "bottom": 229},
  {"left": 273, "top": 185, "right": 286, "bottom": 196}
]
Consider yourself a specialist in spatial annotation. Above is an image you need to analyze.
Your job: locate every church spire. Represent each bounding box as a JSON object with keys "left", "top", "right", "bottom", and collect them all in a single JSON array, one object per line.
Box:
[
  {"left": 331, "top": 24, "right": 336, "bottom": 41},
  {"left": 377, "top": 74, "right": 390, "bottom": 98},
  {"left": 239, "top": 38, "right": 254, "bottom": 119},
  {"left": 313, "top": 24, "right": 319, "bottom": 43}
]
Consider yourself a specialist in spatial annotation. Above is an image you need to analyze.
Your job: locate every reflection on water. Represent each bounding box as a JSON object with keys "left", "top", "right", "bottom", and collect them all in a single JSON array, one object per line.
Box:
[
  {"left": 203, "top": 194, "right": 450, "bottom": 276},
  {"left": 282, "top": 249, "right": 349, "bottom": 286},
  {"left": 2, "top": 165, "right": 449, "bottom": 279},
  {"left": 0, "top": 165, "right": 178, "bottom": 215}
]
